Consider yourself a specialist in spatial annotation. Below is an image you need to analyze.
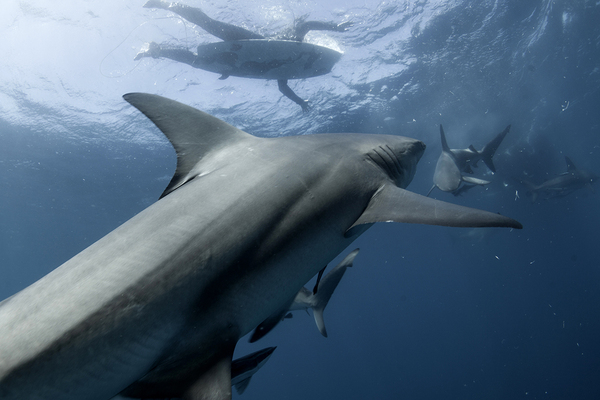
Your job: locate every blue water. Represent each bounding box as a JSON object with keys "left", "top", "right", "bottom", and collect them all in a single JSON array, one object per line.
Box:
[{"left": 1, "top": 0, "right": 599, "bottom": 399}]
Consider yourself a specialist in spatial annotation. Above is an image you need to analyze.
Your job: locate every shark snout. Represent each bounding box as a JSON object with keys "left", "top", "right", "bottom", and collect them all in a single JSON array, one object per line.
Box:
[{"left": 397, "top": 138, "right": 426, "bottom": 187}]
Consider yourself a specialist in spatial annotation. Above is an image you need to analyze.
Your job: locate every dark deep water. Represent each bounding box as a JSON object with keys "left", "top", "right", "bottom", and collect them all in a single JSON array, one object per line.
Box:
[{"left": 1, "top": 1, "right": 599, "bottom": 399}]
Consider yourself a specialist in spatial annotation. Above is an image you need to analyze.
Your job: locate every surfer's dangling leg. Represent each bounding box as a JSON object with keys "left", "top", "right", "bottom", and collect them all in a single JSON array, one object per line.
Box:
[
  {"left": 278, "top": 79, "right": 310, "bottom": 112},
  {"left": 134, "top": 42, "right": 197, "bottom": 67},
  {"left": 143, "top": 1, "right": 265, "bottom": 41},
  {"left": 290, "top": 20, "right": 354, "bottom": 42},
  {"left": 134, "top": 41, "right": 161, "bottom": 60}
]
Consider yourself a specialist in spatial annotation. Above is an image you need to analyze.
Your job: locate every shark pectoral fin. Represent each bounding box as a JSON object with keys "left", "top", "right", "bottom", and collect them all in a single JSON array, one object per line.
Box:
[
  {"left": 218, "top": 74, "right": 230, "bottom": 80},
  {"left": 123, "top": 93, "right": 256, "bottom": 198},
  {"left": 249, "top": 309, "right": 286, "bottom": 343},
  {"left": 461, "top": 176, "right": 490, "bottom": 185},
  {"left": 184, "top": 352, "right": 234, "bottom": 400},
  {"left": 345, "top": 185, "right": 522, "bottom": 237},
  {"left": 249, "top": 297, "right": 295, "bottom": 342}
]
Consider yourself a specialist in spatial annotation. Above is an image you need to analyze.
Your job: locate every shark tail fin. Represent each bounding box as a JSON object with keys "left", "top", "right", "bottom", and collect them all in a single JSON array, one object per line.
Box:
[
  {"left": 480, "top": 124, "right": 511, "bottom": 173},
  {"left": 311, "top": 249, "right": 360, "bottom": 337},
  {"left": 312, "top": 307, "right": 327, "bottom": 337}
]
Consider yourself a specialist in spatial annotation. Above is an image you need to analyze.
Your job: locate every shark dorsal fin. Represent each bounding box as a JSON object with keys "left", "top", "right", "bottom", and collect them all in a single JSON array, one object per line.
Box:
[
  {"left": 468, "top": 144, "right": 477, "bottom": 152},
  {"left": 565, "top": 156, "right": 577, "bottom": 172},
  {"left": 345, "top": 184, "right": 522, "bottom": 236},
  {"left": 439, "top": 125, "right": 451, "bottom": 152},
  {"left": 123, "top": 93, "right": 254, "bottom": 198}
]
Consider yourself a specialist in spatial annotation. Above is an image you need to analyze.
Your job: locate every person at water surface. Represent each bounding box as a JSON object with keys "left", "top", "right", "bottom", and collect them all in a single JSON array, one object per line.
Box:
[{"left": 136, "top": 0, "right": 353, "bottom": 111}]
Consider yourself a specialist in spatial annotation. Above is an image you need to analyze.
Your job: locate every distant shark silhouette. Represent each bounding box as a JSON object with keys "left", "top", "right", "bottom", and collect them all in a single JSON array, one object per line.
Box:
[
  {"left": 250, "top": 248, "right": 359, "bottom": 342},
  {"left": 0, "top": 94, "right": 521, "bottom": 400},
  {"left": 428, "top": 124, "right": 511, "bottom": 196},
  {"left": 521, "top": 156, "right": 598, "bottom": 202}
]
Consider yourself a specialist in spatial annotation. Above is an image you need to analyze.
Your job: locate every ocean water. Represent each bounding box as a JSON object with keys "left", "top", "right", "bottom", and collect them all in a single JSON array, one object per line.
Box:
[{"left": 1, "top": 0, "right": 599, "bottom": 399}]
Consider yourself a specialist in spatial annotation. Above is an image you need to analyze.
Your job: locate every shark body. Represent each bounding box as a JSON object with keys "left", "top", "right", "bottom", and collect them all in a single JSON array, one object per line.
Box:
[
  {"left": 0, "top": 94, "right": 521, "bottom": 400},
  {"left": 249, "top": 248, "right": 359, "bottom": 342},
  {"left": 523, "top": 156, "right": 598, "bottom": 202},
  {"left": 428, "top": 124, "right": 511, "bottom": 196}
]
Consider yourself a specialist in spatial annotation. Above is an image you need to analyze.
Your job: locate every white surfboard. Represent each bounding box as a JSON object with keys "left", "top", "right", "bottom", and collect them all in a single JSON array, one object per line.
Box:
[{"left": 194, "top": 39, "right": 342, "bottom": 80}]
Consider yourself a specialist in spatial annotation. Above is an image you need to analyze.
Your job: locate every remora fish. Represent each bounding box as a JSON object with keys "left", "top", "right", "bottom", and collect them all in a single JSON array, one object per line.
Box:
[{"left": 0, "top": 94, "right": 521, "bottom": 400}]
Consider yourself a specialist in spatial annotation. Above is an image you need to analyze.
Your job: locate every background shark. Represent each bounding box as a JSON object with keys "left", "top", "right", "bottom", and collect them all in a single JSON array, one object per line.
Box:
[
  {"left": 0, "top": 94, "right": 520, "bottom": 400},
  {"left": 520, "top": 156, "right": 598, "bottom": 202},
  {"left": 250, "top": 248, "right": 359, "bottom": 342},
  {"left": 428, "top": 125, "right": 511, "bottom": 196}
]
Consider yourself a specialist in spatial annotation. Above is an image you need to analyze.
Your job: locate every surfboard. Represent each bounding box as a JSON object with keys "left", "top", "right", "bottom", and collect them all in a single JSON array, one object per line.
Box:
[{"left": 193, "top": 40, "right": 342, "bottom": 80}]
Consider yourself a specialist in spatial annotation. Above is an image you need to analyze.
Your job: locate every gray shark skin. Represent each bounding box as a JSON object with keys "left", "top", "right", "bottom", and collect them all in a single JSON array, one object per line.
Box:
[
  {"left": 114, "top": 347, "right": 275, "bottom": 399},
  {"left": 522, "top": 156, "right": 598, "bottom": 202},
  {"left": 0, "top": 94, "right": 521, "bottom": 400},
  {"left": 428, "top": 124, "right": 511, "bottom": 196},
  {"left": 249, "top": 248, "right": 359, "bottom": 342}
]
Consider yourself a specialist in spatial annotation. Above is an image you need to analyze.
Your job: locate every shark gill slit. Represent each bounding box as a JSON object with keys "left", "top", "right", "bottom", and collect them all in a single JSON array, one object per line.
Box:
[
  {"left": 367, "top": 146, "right": 402, "bottom": 183},
  {"left": 380, "top": 145, "right": 403, "bottom": 181}
]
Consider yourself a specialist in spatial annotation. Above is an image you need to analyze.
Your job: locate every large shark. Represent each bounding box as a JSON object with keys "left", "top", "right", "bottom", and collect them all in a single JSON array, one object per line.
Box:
[
  {"left": 521, "top": 156, "right": 598, "bottom": 202},
  {"left": 428, "top": 124, "right": 511, "bottom": 196},
  {"left": 112, "top": 347, "right": 276, "bottom": 399},
  {"left": 249, "top": 248, "right": 359, "bottom": 342},
  {"left": 0, "top": 94, "right": 521, "bottom": 400}
]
